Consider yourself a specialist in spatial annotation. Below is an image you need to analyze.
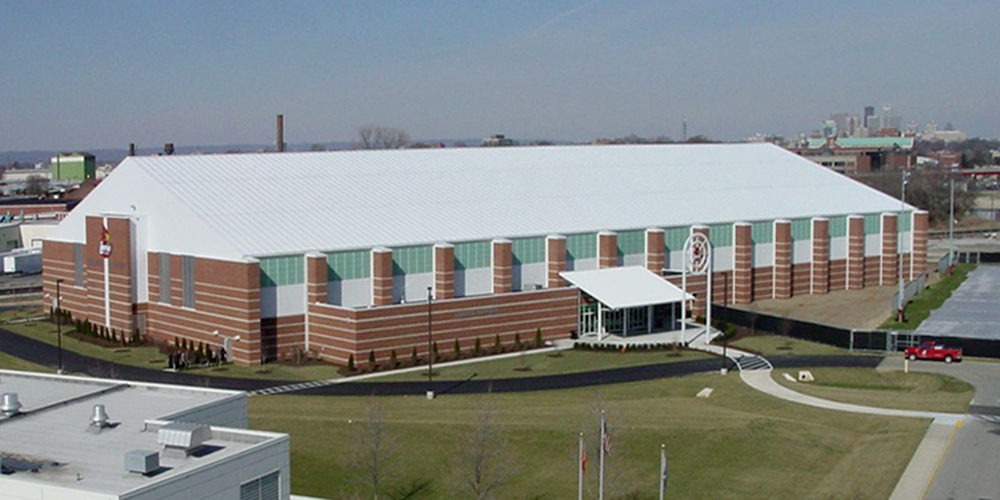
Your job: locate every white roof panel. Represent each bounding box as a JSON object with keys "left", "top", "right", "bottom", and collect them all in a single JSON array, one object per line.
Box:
[
  {"left": 46, "top": 144, "right": 914, "bottom": 260},
  {"left": 560, "top": 266, "right": 693, "bottom": 309}
]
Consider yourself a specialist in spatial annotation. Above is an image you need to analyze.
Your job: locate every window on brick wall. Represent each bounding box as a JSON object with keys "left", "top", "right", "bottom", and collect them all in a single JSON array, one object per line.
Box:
[
  {"left": 158, "top": 253, "right": 171, "bottom": 304},
  {"left": 73, "top": 244, "right": 83, "bottom": 286},
  {"left": 182, "top": 256, "right": 195, "bottom": 308}
]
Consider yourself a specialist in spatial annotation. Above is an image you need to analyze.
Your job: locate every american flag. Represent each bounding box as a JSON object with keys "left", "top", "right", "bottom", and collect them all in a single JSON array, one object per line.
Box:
[{"left": 601, "top": 415, "right": 612, "bottom": 456}]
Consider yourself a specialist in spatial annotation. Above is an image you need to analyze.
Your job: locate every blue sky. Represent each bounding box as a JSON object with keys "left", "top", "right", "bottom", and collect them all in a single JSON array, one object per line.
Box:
[{"left": 1, "top": 0, "right": 997, "bottom": 150}]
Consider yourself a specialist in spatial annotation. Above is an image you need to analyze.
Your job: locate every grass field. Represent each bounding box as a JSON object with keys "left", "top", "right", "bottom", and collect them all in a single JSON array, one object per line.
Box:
[
  {"left": 0, "top": 351, "right": 51, "bottom": 373},
  {"left": 880, "top": 264, "right": 975, "bottom": 330},
  {"left": 773, "top": 367, "right": 972, "bottom": 413},
  {"left": 251, "top": 372, "right": 930, "bottom": 499},
  {"left": 727, "top": 334, "right": 851, "bottom": 357},
  {"left": 379, "top": 347, "right": 712, "bottom": 382}
]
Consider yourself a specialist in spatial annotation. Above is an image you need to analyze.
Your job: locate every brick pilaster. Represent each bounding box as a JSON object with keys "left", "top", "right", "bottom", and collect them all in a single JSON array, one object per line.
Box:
[
  {"left": 733, "top": 222, "right": 752, "bottom": 304},
  {"left": 773, "top": 220, "right": 791, "bottom": 299},
  {"left": 645, "top": 228, "right": 665, "bottom": 274},
  {"left": 598, "top": 231, "right": 618, "bottom": 268},
  {"left": 434, "top": 243, "right": 455, "bottom": 299},
  {"left": 811, "top": 218, "right": 829, "bottom": 295},
  {"left": 85, "top": 215, "right": 134, "bottom": 338},
  {"left": 912, "top": 210, "right": 928, "bottom": 278},
  {"left": 492, "top": 239, "right": 512, "bottom": 294},
  {"left": 881, "top": 213, "right": 898, "bottom": 286},
  {"left": 690, "top": 225, "right": 710, "bottom": 316},
  {"left": 371, "top": 247, "right": 393, "bottom": 306},
  {"left": 305, "top": 252, "right": 328, "bottom": 305},
  {"left": 546, "top": 235, "right": 566, "bottom": 288},
  {"left": 847, "top": 215, "right": 865, "bottom": 290}
]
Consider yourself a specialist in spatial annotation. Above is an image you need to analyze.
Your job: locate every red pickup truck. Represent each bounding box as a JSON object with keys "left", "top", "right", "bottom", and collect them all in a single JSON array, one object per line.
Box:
[{"left": 905, "top": 341, "right": 962, "bottom": 363}]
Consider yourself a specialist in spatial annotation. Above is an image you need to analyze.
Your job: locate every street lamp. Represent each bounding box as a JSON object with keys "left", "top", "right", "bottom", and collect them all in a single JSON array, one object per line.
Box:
[
  {"left": 948, "top": 164, "right": 956, "bottom": 274},
  {"left": 897, "top": 170, "right": 910, "bottom": 322},
  {"left": 55, "top": 278, "right": 64, "bottom": 374},
  {"left": 426, "top": 286, "right": 433, "bottom": 393}
]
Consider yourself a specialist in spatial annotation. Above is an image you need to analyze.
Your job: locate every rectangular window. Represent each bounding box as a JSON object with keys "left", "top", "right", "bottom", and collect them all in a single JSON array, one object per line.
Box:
[
  {"left": 158, "top": 253, "right": 171, "bottom": 304},
  {"left": 663, "top": 227, "right": 687, "bottom": 253},
  {"left": 790, "top": 218, "right": 812, "bottom": 241},
  {"left": 259, "top": 255, "right": 304, "bottom": 287},
  {"left": 327, "top": 249, "right": 370, "bottom": 281},
  {"left": 898, "top": 211, "right": 912, "bottom": 231},
  {"left": 709, "top": 223, "right": 732, "bottom": 247},
  {"left": 751, "top": 221, "right": 773, "bottom": 244},
  {"left": 512, "top": 237, "right": 545, "bottom": 264},
  {"left": 617, "top": 230, "right": 644, "bottom": 256},
  {"left": 392, "top": 245, "right": 432, "bottom": 276},
  {"left": 182, "top": 255, "right": 195, "bottom": 309},
  {"left": 566, "top": 233, "right": 596, "bottom": 260},
  {"left": 240, "top": 471, "right": 280, "bottom": 500},
  {"left": 73, "top": 244, "right": 83, "bottom": 286},
  {"left": 828, "top": 216, "right": 847, "bottom": 238},
  {"left": 864, "top": 214, "right": 881, "bottom": 234},
  {"left": 454, "top": 241, "right": 490, "bottom": 270}
]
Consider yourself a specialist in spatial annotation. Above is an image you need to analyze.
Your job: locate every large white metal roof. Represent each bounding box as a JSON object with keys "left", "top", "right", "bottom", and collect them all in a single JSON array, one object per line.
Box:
[
  {"left": 560, "top": 266, "right": 693, "bottom": 309},
  {"left": 46, "top": 143, "right": 913, "bottom": 261}
]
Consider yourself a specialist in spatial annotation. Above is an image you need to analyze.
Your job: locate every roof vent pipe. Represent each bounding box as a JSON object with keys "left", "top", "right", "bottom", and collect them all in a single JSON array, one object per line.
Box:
[
  {"left": 1, "top": 392, "right": 22, "bottom": 415},
  {"left": 276, "top": 114, "right": 285, "bottom": 152},
  {"left": 91, "top": 404, "right": 110, "bottom": 428}
]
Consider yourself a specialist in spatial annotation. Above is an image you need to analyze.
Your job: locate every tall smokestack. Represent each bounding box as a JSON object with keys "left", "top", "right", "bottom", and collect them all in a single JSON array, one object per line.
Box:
[
  {"left": 128, "top": 143, "right": 136, "bottom": 156},
  {"left": 276, "top": 114, "right": 285, "bottom": 152}
]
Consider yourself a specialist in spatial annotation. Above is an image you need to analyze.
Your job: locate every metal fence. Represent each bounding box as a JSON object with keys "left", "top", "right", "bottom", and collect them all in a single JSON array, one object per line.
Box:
[{"left": 889, "top": 274, "right": 926, "bottom": 312}]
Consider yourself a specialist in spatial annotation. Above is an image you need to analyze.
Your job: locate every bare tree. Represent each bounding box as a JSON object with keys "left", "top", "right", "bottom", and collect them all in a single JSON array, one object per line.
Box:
[
  {"left": 354, "top": 397, "right": 394, "bottom": 500},
  {"left": 358, "top": 126, "right": 410, "bottom": 150},
  {"left": 459, "top": 395, "right": 515, "bottom": 499},
  {"left": 25, "top": 175, "right": 49, "bottom": 195}
]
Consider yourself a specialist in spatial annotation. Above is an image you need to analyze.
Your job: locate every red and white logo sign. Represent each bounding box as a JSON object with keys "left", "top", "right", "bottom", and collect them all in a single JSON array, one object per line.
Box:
[{"left": 98, "top": 225, "right": 112, "bottom": 258}]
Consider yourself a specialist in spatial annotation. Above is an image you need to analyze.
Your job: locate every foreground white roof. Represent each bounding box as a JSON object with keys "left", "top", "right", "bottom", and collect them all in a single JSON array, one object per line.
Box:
[
  {"left": 46, "top": 143, "right": 913, "bottom": 260},
  {"left": 560, "top": 266, "right": 693, "bottom": 309}
]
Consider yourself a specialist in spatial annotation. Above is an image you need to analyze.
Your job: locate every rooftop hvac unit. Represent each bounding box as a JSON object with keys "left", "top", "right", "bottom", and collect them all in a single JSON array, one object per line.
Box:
[
  {"left": 1, "top": 393, "right": 22, "bottom": 415},
  {"left": 124, "top": 450, "right": 159, "bottom": 474},
  {"left": 157, "top": 422, "right": 211, "bottom": 456}
]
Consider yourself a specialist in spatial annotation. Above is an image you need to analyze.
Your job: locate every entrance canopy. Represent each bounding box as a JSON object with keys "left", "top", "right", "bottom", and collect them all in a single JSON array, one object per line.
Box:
[{"left": 560, "top": 266, "right": 693, "bottom": 310}]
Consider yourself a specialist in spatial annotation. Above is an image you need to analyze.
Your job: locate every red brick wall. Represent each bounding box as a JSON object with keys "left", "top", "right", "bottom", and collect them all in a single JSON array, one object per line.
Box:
[
  {"left": 307, "top": 288, "right": 578, "bottom": 365},
  {"left": 829, "top": 259, "right": 847, "bottom": 290},
  {"left": 598, "top": 232, "right": 617, "bottom": 269},
  {"left": 41, "top": 240, "right": 89, "bottom": 319},
  {"left": 645, "top": 229, "right": 665, "bottom": 274},
  {"left": 773, "top": 221, "right": 791, "bottom": 299},
  {"left": 912, "top": 211, "right": 928, "bottom": 277},
  {"left": 372, "top": 248, "right": 393, "bottom": 306},
  {"left": 881, "top": 213, "right": 898, "bottom": 285},
  {"left": 262, "top": 315, "right": 306, "bottom": 361},
  {"left": 732, "top": 223, "right": 752, "bottom": 304},
  {"left": 546, "top": 235, "right": 567, "bottom": 288},
  {"left": 847, "top": 215, "right": 865, "bottom": 290},
  {"left": 434, "top": 244, "right": 455, "bottom": 299},
  {"left": 811, "top": 218, "right": 829, "bottom": 294},
  {"left": 81, "top": 216, "right": 134, "bottom": 337},
  {"left": 492, "top": 239, "right": 512, "bottom": 293}
]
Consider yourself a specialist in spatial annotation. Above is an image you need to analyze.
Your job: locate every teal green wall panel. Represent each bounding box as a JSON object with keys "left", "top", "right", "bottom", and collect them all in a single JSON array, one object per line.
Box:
[
  {"left": 327, "top": 249, "right": 370, "bottom": 281},
  {"left": 392, "top": 245, "right": 432, "bottom": 276},
  {"left": 864, "top": 214, "right": 881, "bottom": 234},
  {"left": 512, "top": 237, "right": 545, "bottom": 265},
  {"left": 829, "top": 216, "right": 847, "bottom": 238},
  {"left": 790, "top": 218, "right": 812, "bottom": 241},
  {"left": 709, "top": 223, "right": 732, "bottom": 247},
  {"left": 751, "top": 221, "right": 772, "bottom": 244},
  {"left": 454, "top": 241, "right": 490, "bottom": 270},
  {"left": 259, "top": 255, "right": 304, "bottom": 287},
  {"left": 566, "top": 233, "right": 596, "bottom": 260},
  {"left": 617, "top": 230, "right": 645, "bottom": 256}
]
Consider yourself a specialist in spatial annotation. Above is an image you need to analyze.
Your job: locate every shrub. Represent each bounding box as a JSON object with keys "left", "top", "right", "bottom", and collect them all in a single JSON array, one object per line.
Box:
[
  {"left": 433, "top": 341, "right": 440, "bottom": 362},
  {"left": 514, "top": 333, "right": 523, "bottom": 351},
  {"left": 390, "top": 349, "right": 399, "bottom": 368},
  {"left": 474, "top": 337, "right": 482, "bottom": 356},
  {"left": 453, "top": 339, "right": 462, "bottom": 359},
  {"left": 368, "top": 349, "right": 377, "bottom": 369},
  {"left": 411, "top": 346, "right": 419, "bottom": 365},
  {"left": 346, "top": 354, "right": 356, "bottom": 372},
  {"left": 493, "top": 334, "right": 502, "bottom": 354},
  {"left": 535, "top": 328, "right": 543, "bottom": 348}
]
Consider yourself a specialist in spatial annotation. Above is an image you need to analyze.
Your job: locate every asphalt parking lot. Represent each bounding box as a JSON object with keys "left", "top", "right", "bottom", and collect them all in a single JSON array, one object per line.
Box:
[{"left": 915, "top": 265, "right": 1000, "bottom": 340}]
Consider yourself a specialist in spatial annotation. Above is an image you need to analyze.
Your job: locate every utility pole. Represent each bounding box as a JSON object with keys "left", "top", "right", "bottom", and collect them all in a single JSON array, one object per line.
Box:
[
  {"left": 55, "top": 278, "right": 64, "bottom": 374},
  {"left": 949, "top": 164, "right": 956, "bottom": 273},
  {"left": 897, "top": 170, "right": 909, "bottom": 322},
  {"left": 426, "top": 286, "right": 434, "bottom": 396}
]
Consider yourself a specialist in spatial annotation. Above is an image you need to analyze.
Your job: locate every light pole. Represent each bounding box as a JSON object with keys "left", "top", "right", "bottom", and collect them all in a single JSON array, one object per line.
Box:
[
  {"left": 948, "top": 164, "right": 956, "bottom": 274},
  {"left": 897, "top": 170, "right": 909, "bottom": 322},
  {"left": 426, "top": 286, "right": 433, "bottom": 392},
  {"left": 55, "top": 278, "right": 64, "bottom": 374}
]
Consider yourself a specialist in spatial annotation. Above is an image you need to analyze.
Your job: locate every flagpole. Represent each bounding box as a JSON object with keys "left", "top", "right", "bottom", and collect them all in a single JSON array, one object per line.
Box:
[
  {"left": 578, "top": 432, "right": 585, "bottom": 500},
  {"left": 659, "top": 444, "right": 666, "bottom": 500},
  {"left": 599, "top": 411, "right": 605, "bottom": 500}
]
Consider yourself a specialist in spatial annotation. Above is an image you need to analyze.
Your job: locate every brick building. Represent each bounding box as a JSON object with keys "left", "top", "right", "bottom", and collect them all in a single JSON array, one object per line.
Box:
[
  {"left": 795, "top": 136, "right": 915, "bottom": 175},
  {"left": 42, "top": 144, "right": 928, "bottom": 365}
]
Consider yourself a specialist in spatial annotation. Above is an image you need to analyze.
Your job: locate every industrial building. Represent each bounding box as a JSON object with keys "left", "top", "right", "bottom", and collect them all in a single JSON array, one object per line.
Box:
[
  {"left": 50, "top": 152, "right": 97, "bottom": 181},
  {"left": 0, "top": 369, "right": 289, "bottom": 499},
  {"left": 41, "top": 144, "right": 928, "bottom": 366}
]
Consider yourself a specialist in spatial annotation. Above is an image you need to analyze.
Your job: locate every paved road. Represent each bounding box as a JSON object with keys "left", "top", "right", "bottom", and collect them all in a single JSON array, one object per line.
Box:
[
  {"left": 880, "top": 357, "right": 1000, "bottom": 500},
  {"left": 0, "top": 326, "right": 882, "bottom": 396},
  {"left": 916, "top": 265, "right": 1000, "bottom": 340}
]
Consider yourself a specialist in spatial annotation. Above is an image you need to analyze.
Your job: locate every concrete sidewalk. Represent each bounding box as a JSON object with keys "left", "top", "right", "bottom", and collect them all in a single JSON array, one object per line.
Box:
[{"left": 889, "top": 420, "right": 961, "bottom": 500}]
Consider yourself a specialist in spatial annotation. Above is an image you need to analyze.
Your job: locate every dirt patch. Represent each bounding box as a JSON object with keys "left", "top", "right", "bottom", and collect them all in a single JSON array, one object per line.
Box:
[{"left": 735, "top": 285, "right": 899, "bottom": 329}]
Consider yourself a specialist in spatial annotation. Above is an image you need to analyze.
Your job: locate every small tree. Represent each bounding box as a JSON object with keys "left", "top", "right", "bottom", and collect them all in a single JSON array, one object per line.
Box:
[
  {"left": 354, "top": 398, "right": 395, "bottom": 499},
  {"left": 433, "top": 341, "right": 440, "bottom": 362},
  {"left": 514, "top": 333, "right": 522, "bottom": 351},
  {"left": 390, "top": 349, "right": 399, "bottom": 368},
  {"left": 347, "top": 353, "right": 356, "bottom": 372},
  {"left": 474, "top": 337, "right": 482, "bottom": 356},
  {"left": 454, "top": 339, "right": 462, "bottom": 359},
  {"left": 411, "top": 346, "right": 419, "bottom": 365},
  {"left": 493, "top": 334, "right": 502, "bottom": 354},
  {"left": 368, "top": 349, "right": 377, "bottom": 370},
  {"left": 535, "top": 328, "right": 543, "bottom": 348}
]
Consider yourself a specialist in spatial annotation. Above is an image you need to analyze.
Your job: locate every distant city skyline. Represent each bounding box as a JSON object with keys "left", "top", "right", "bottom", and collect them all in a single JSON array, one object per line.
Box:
[{"left": 1, "top": 0, "right": 997, "bottom": 151}]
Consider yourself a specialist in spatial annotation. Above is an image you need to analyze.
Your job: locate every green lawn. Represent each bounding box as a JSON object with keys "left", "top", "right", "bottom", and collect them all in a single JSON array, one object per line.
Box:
[
  {"left": 881, "top": 264, "right": 975, "bottom": 330},
  {"left": 0, "top": 309, "right": 341, "bottom": 381},
  {"left": 0, "top": 351, "right": 52, "bottom": 374},
  {"left": 251, "top": 373, "right": 929, "bottom": 499},
  {"left": 378, "top": 347, "right": 712, "bottom": 382},
  {"left": 774, "top": 367, "right": 972, "bottom": 413},
  {"left": 727, "top": 334, "right": 852, "bottom": 357}
]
